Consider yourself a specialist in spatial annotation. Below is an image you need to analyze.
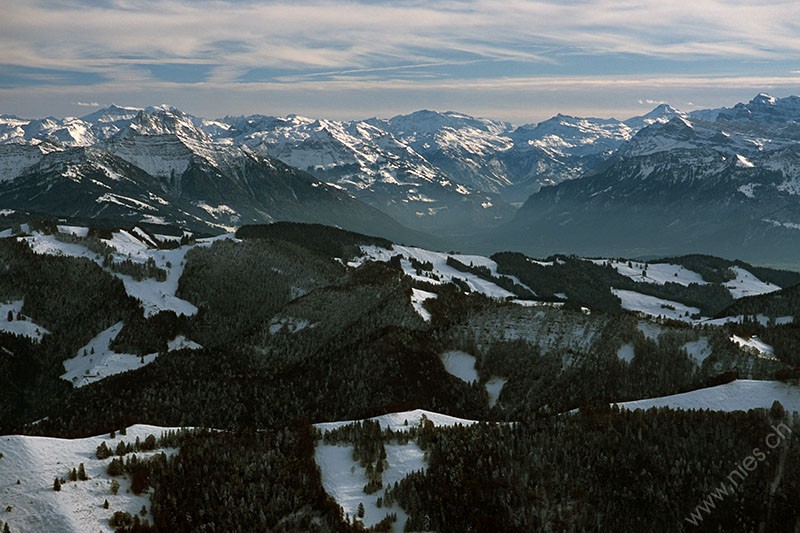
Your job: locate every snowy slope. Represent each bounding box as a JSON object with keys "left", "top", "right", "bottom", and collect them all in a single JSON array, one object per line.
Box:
[
  {"left": 358, "top": 245, "right": 524, "bottom": 300},
  {"left": 612, "top": 289, "right": 701, "bottom": 321},
  {"left": 0, "top": 300, "right": 49, "bottom": 341},
  {"left": 730, "top": 334, "right": 776, "bottom": 360},
  {"left": 410, "top": 288, "right": 437, "bottom": 322},
  {"left": 60, "top": 323, "right": 202, "bottom": 387},
  {"left": 724, "top": 266, "right": 780, "bottom": 299},
  {"left": 315, "top": 442, "right": 421, "bottom": 530},
  {"left": 314, "top": 409, "right": 479, "bottom": 530},
  {"left": 20, "top": 231, "right": 237, "bottom": 318},
  {"left": 616, "top": 380, "right": 800, "bottom": 413},
  {"left": 0, "top": 425, "right": 179, "bottom": 533},
  {"left": 592, "top": 259, "right": 707, "bottom": 287},
  {"left": 314, "top": 409, "right": 478, "bottom": 433}
]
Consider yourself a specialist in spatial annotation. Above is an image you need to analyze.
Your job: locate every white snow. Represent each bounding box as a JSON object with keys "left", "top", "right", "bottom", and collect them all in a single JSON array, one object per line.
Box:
[
  {"left": 485, "top": 377, "right": 507, "bottom": 407},
  {"left": 21, "top": 231, "right": 238, "bottom": 318},
  {"left": 315, "top": 442, "right": 421, "bottom": 530},
  {"left": 730, "top": 334, "right": 777, "bottom": 360},
  {"left": 0, "top": 300, "right": 49, "bottom": 341},
  {"left": 617, "top": 343, "right": 635, "bottom": 363},
  {"left": 701, "top": 314, "right": 794, "bottom": 327},
  {"left": 738, "top": 183, "right": 758, "bottom": 198},
  {"left": 592, "top": 260, "right": 706, "bottom": 287},
  {"left": 314, "top": 409, "right": 478, "bottom": 530},
  {"left": 166, "top": 335, "right": 202, "bottom": 351},
  {"left": 683, "top": 338, "right": 712, "bottom": 365},
  {"left": 61, "top": 324, "right": 202, "bottom": 387},
  {"left": 612, "top": 289, "right": 701, "bottom": 322},
  {"left": 410, "top": 288, "right": 437, "bottom": 322},
  {"left": 440, "top": 351, "right": 478, "bottom": 383},
  {"left": 314, "top": 409, "right": 478, "bottom": 434},
  {"left": 358, "top": 245, "right": 526, "bottom": 300},
  {"left": 724, "top": 267, "right": 780, "bottom": 299},
  {"left": 736, "top": 154, "right": 755, "bottom": 168},
  {"left": 617, "top": 380, "right": 800, "bottom": 413},
  {"left": 0, "top": 425, "right": 179, "bottom": 533},
  {"left": 56, "top": 225, "right": 89, "bottom": 238},
  {"left": 61, "top": 323, "right": 155, "bottom": 388}
]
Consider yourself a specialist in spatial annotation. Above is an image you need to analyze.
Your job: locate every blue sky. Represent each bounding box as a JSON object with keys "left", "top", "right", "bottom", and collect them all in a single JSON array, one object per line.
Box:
[{"left": 2, "top": 0, "right": 800, "bottom": 123}]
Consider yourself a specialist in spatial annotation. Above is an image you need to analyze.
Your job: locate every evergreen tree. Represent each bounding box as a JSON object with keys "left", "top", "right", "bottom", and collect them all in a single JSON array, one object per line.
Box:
[
  {"left": 78, "top": 463, "right": 87, "bottom": 481},
  {"left": 53, "top": 478, "right": 61, "bottom": 492}
]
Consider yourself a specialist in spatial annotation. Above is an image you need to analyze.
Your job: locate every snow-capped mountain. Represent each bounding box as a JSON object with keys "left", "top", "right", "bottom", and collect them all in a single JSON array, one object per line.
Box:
[
  {"left": 373, "top": 106, "right": 686, "bottom": 203},
  {"left": 0, "top": 103, "right": 686, "bottom": 210},
  {"left": 0, "top": 109, "right": 432, "bottom": 245},
  {"left": 220, "top": 112, "right": 512, "bottom": 233},
  {"left": 500, "top": 94, "right": 800, "bottom": 264}
]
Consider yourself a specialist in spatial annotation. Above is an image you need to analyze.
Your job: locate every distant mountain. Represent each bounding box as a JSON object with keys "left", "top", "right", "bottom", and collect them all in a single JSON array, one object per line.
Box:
[
  {"left": 497, "top": 94, "right": 800, "bottom": 264},
  {"left": 0, "top": 103, "right": 688, "bottom": 228},
  {"left": 375, "top": 106, "right": 684, "bottom": 203},
  {"left": 0, "top": 106, "right": 436, "bottom": 246}
]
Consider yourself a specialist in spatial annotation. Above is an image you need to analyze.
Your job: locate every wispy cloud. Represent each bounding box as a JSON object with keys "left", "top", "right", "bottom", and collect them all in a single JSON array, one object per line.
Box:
[
  {"left": 3, "top": 1, "right": 800, "bottom": 119},
  {"left": 74, "top": 101, "right": 101, "bottom": 107}
]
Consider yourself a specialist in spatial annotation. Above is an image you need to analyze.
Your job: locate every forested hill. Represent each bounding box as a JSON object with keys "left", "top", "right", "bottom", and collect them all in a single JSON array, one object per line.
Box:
[{"left": 1, "top": 219, "right": 800, "bottom": 531}]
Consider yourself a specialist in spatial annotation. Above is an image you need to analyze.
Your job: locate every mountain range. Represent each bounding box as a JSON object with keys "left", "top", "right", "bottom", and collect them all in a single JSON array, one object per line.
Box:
[{"left": 2, "top": 93, "right": 800, "bottom": 263}]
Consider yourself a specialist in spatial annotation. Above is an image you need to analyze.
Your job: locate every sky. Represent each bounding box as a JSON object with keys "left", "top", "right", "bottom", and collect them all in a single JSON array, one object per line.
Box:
[{"left": 2, "top": 0, "right": 800, "bottom": 124}]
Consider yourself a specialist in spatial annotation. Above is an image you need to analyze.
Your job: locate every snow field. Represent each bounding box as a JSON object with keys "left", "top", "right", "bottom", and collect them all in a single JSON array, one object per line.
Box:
[
  {"left": 0, "top": 425, "right": 179, "bottom": 533},
  {"left": 724, "top": 266, "right": 780, "bottom": 299},
  {"left": 314, "top": 410, "right": 479, "bottom": 531},
  {"left": 61, "top": 323, "right": 201, "bottom": 388},
  {"left": 592, "top": 259, "right": 707, "bottom": 287},
  {"left": 0, "top": 300, "right": 49, "bottom": 341},
  {"left": 612, "top": 288, "right": 701, "bottom": 322},
  {"left": 616, "top": 380, "right": 800, "bottom": 413}
]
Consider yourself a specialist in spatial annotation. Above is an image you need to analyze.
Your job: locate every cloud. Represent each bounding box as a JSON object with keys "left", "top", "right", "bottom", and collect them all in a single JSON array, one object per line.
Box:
[
  {"left": 74, "top": 101, "right": 101, "bottom": 107},
  {"left": 4, "top": 1, "right": 800, "bottom": 120}
]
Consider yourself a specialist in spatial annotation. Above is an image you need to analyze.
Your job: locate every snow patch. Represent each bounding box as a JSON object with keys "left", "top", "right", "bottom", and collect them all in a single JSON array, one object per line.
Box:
[
  {"left": 683, "top": 338, "right": 712, "bottom": 365},
  {"left": 485, "top": 377, "right": 507, "bottom": 407},
  {"left": 731, "top": 334, "right": 777, "bottom": 360},
  {"left": 315, "top": 442, "right": 420, "bottom": 530},
  {"left": 410, "top": 288, "right": 437, "bottom": 322},
  {"left": 735, "top": 154, "right": 754, "bottom": 168},
  {"left": 358, "top": 245, "right": 526, "bottom": 299},
  {"left": 56, "top": 225, "right": 89, "bottom": 237},
  {"left": 440, "top": 351, "right": 478, "bottom": 383},
  {"left": 617, "top": 343, "right": 635, "bottom": 363}
]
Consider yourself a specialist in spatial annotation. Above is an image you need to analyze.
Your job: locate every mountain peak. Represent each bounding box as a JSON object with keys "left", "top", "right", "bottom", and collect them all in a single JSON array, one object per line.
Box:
[
  {"left": 623, "top": 103, "right": 685, "bottom": 130},
  {"left": 751, "top": 93, "right": 777, "bottom": 106}
]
